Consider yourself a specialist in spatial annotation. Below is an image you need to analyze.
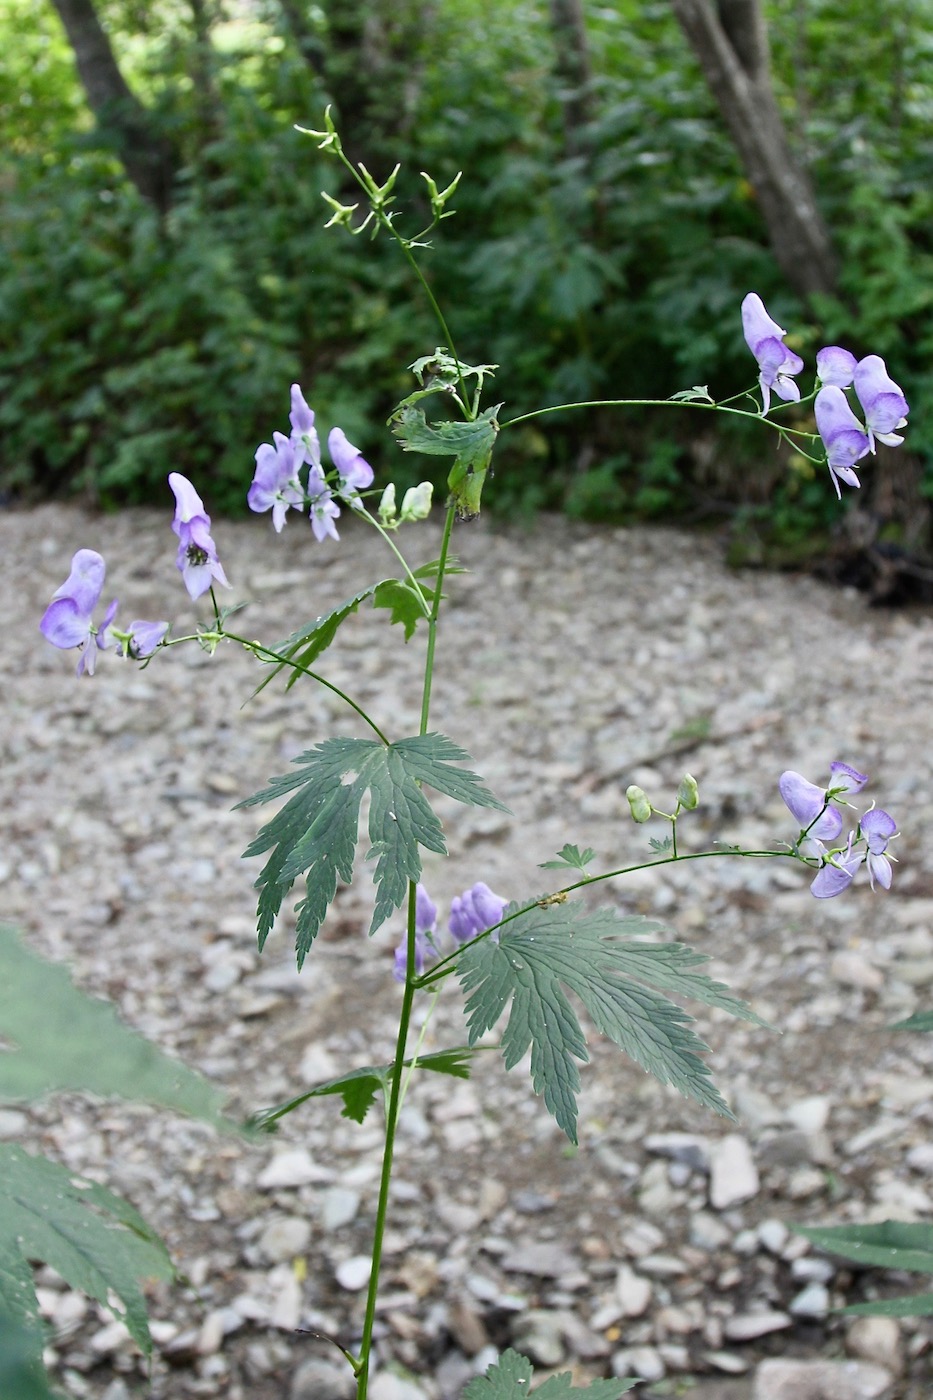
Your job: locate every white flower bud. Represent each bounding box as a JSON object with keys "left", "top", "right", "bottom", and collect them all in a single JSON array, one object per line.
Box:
[
  {"left": 378, "top": 483, "right": 397, "bottom": 524},
  {"left": 677, "top": 774, "right": 699, "bottom": 810},
  {"left": 400, "top": 482, "right": 433, "bottom": 522},
  {"left": 626, "top": 785, "right": 652, "bottom": 824}
]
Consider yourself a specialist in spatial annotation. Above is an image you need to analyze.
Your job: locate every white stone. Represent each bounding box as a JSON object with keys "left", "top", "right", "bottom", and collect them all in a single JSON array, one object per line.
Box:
[
  {"left": 789, "top": 1282, "right": 830, "bottom": 1318},
  {"left": 257, "top": 1148, "right": 331, "bottom": 1189},
  {"left": 724, "top": 1311, "right": 792, "bottom": 1341},
  {"left": 709, "top": 1134, "right": 759, "bottom": 1209},
  {"left": 615, "top": 1264, "right": 652, "bottom": 1318},
  {"left": 753, "top": 1357, "right": 894, "bottom": 1399},
  {"left": 336, "top": 1255, "right": 372, "bottom": 1292},
  {"left": 258, "top": 1215, "right": 312, "bottom": 1263}
]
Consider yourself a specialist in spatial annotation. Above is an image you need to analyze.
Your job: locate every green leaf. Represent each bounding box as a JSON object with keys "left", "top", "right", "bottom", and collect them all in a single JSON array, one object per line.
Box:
[
  {"left": 239, "top": 734, "right": 509, "bottom": 968},
  {"left": 648, "top": 836, "right": 673, "bottom": 853},
  {"left": 0, "top": 1300, "right": 64, "bottom": 1399},
  {"left": 843, "top": 1292, "right": 933, "bottom": 1317},
  {"left": 795, "top": 1220, "right": 933, "bottom": 1273},
  {"left": 0, "top": 1145, "right": 173, "bottom": 1365},
  {"left": 372, "top": 578, "right": 432, "bottom": 640},
  {"left": 458, "top": 903, "right": 755, "bottom": 1143},
  {"left": 539, "top": 844, "right": 597, "bottom": 872},
  {"left": 390, "top": 403, "right": 502, "bottom": 518},
  {"left": 248, "top": 1047, "right": 477, "bottom": 1130},
  {"left": 0, "top": 928, "right": 232, "bottom": 1129},
  {"left": 891, "top": 1009, "right": 933, "bottom": 1031},
  {"left": 669, "top": 385, "right": 713, "bottom": 403},
  {"left": 251, "top": 583, "right": 386, "bottom": 696},
  {"left": 463, "top": 1348, "right": 638, "bottom": 1398}
]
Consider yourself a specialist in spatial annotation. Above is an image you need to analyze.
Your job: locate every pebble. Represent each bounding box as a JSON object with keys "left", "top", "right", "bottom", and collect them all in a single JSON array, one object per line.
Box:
[
  {"left": 709, "top": 1134, "right": 759, "bottom": 1209},
  {"left": 723, "top": 1311, "right": 793, "bottom": 1341},
  {"left": 753, "top": 1357, "right": 894, "bottom": 1399},
  {"left": 335, "top": 1256, "right": 372, "bottom": 1292},
  {"left": 847, "top": 1315, "right": 904, "bottom": 1375},
  {"left": 258, "top": 1216, "right": 313, "bottom": 1262},
  {"left": 615, "top": 1264, "right": 652, "bottom": 1317},
  {"left": 789, "top": 1281, "right": 830, "bottom": 1318},
  {"left": 257, "top": 1148, "right": 331, "bottom": 1189}
]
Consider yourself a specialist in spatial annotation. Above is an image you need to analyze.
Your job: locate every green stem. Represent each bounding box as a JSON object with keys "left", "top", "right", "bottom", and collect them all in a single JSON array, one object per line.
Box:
[
  {"left": 222, "top": 631, "right": 391, "bottom": 745},
  {"left": 501, "top": 395, "right": 818, "bottom": 441},
  {"left": 416, "top": 846, "right": 794, "bottom": 989},
  {"left": 357, "top": 507, "right": 432, "bottom": 616},
  {"left": 420, "top": 503, "right": 456, "bottom": 736},
  {"left": 356, "top": 885, "right": 418, "bottom": 1400}
]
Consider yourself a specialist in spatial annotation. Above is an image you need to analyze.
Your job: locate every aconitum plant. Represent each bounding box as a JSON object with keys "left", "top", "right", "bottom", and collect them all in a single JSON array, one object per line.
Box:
[{"left": 36, "top": 115, "right": 908, "bottom": 1400}]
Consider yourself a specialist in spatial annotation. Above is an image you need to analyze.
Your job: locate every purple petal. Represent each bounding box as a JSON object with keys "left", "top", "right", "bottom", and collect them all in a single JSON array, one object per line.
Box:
[
  {"left": 50, "top": 549, "right": 106, "bottom": 616},
  {"left": 40, "top": 597, "right": 92, "bottom": 649},
  {"left": 861, "top": 808, "right": 897, "bottom": 853},
  {"left": 415, "top": 884, "right": 438, "bottom": 935},
  {"left": 865, "top": 851, "right": 893, "bottom": 891},
  {"left": 741, "top": 294, "right": 786, "bottom": 355},
  {"left": 169, "top": 473, "right": 208, "bottom": 528},
  {"left": 810, "top": 859, "right": 859, "bottom": 898},
  {"left": 467, "top": 882, "right": 508, "bottom": 932},
  {"left": 779, "top": 771, "right": 827, "bottom": 826},
  {"left": 815, "top": 387, "right": 871, "bottom": 468},
  {"left": 329, "top": 427, "right": 374, "bottom": 500},
  {"left": 816, "top": 346, "right": 857, "bottom": 389},
  {"left": 125, "top": 620, "right": 170, "bottom": 658},
  {"left": 828, "top": 762, "right": 868, "bottom": 796},
  {"left": 854, "top": 356, "right": 909, "bottom": 436},
  {"left": 289, "top": 386, "right": 321, "bottom": 471}
]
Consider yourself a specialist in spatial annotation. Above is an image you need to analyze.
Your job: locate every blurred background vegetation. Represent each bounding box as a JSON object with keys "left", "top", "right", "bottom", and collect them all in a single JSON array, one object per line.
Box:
[{"left": 1, "top": 0, "right": 931, "bottom": 570}]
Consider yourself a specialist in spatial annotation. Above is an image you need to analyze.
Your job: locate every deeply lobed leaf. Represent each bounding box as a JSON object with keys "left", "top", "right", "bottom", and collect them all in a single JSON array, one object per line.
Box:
[
  {"left": 459, "top": 902, "right": 757, "bottom": 1142},
  {"left": 463, "top": 1347, "right": 637, "bottom": 1397}
]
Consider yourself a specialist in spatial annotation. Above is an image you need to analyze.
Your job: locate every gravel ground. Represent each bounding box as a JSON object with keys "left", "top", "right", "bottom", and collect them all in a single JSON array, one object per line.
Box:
[{"left": 7, "top": 502, "right": 933, "bottom": 1400}]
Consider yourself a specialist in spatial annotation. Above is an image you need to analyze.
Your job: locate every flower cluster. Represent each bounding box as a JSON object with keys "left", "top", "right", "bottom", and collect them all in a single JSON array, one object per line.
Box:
[
  {"left": 780, "top": 762, "right": 898, "bottom": 898},
  {"left": 393, "top": 880, "right": 508, "bottom": 981},
  {"left": 742, "top": 294, "right": 910, "bottom": 499},
  {"left": 249, "top": 384, "right": 374, "bottom": 541},
  {"left": 39, "top": 549, "right": 169, "bottom": 676}
]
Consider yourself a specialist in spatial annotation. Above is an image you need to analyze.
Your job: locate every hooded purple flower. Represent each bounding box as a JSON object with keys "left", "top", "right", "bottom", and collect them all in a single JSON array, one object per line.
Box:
[
  {"left": 449, "top": 881, "right": 508, "bottom": 945},
  {"left": 289, "top": 384, "right": 321, "bottom": 470},
  {"left": 861, "top": 808, "right": 898, "bottom": 890},
  {"left": 741, "top": 293, "right": 805, "bottom": 415},
  {"left": 809, "top": 833, "right": 862, "bottom": 899},
  {"left": 39, "top": 549, "right": 118, "bottom": 676},
  {"left": 329, "top": 428, "right": 374, "bottom": 506},
  {"left": 853, "top": 355, "right": 909, "bottom": 451},
  {"left": 249, "top": 432, "right": 305, "bottom": 532},
  {"left": 779, "top": 769, "right": 844, "bottom": 859},
  {"left": 122, "top": 620, "right": 170, "bottom": 660},
  {"left": 307, "top": 463, "right": 341, "bottom": 542},
  {"left": 393, "top": 883, "right": 440, "bottom": 982},
  {"left": 814, "top": 386, "right": 871, "bottom": 498},
  {"left": 169, "top": 474, "right": 230, "bottom": 600},
  {"left": 816, "top": 346, "right": 857, "bottom": 389}
]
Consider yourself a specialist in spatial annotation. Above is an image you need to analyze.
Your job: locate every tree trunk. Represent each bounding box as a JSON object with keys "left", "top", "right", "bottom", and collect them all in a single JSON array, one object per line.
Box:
[
  {"left": 671, "top": 0, "right": 837, "bottom": 300},
  {"left": 49, "top": 0, "right": 178, "bottom": 212},
  {"left": 548, "top": 0, "right": 594, "bottom": 156}
]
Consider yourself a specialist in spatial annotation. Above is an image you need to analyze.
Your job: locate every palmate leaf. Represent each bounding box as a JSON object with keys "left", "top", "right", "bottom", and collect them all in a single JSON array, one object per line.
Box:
[
  {"left": 0, "top": 927, "right": 232, "bottom": 1129},
  {"left": 0, "top": 1145, "right": 173, "bottom": 1369},
  {"left": 459, "top": 902, "right": 759, "bottom": 1143},
  {"left": 0, "top": 1299, "right": 64, "bottom": 1399},
  {"left": 239, "top": 733, "right": 509, "bottom": 968},
  {"left": 795, "top": 1220, "right": 933, "bottom": 1274},
  {"left": 249, "top": 1047, "right": 477, "bottom": 1131},
  {"left": 463, "top": 1348, "right": 637, "bottom": 1398},
  {"left": 390, "top": 403, "right": 502, "bottom": 518},
  {"left": 539, "top": 843, "right": 597, "bottom": 873}
]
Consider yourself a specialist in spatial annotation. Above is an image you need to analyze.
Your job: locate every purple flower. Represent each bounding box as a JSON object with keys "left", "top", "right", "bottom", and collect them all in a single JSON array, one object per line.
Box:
[
  {"left": 169, "top": 474, "right": 230, "bottom": 600},
  {"left": 779, "top": 769, "right": 844, "bottom": 858},
  {"left": 307, "top": 464, "right": 341, "bottom": 542},
  {"left": 810, "top": 833, "right": 862, "bottom": 899},
  {"left": 415, "top": 884, "right": 438, "bottom": 935},
  {"left": 249, "top": 432, "right": 305, "bottom": 532},
  {"left": 393, "top": 883, "right": 439, "bottom": 982},
  {"left": 449, "top": 881, "right": 508, "bottom": 945},
  {"left": 39, "top": 549, "right": 118, "bottom": 676},
  {"left": 816, "top": 346, "right": 857, "bottom": 389},
  {"left": 814, "top": 386, "right": 871, "bottom": 498},
  {"left": 741, "top": 293, "right": 805, "bottom": 415},
  {"left": 329, "top": 427, "right": 374, "bottom": 506},
  {"left": 289, "top": 384, "right": 321, "bottom": 470},
  {"left": 853, "top": 355, "right": 909, "bottom": 451},
  {"left": 393, "top": 930, "right": 432, "bottom": 983},
  {"left": 827, "top": 761, "right": 868, "bottom": 798},
  {"left": 122, "top": 620, "right": 170, "bottom": 660},
  {"left": 861, "top": 808, "right": 898, "bottom": 890}
]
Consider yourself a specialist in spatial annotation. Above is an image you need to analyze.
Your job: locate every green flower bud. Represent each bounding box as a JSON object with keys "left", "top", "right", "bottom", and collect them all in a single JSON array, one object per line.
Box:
[
  {"left": 677, "top": 774, "right": 699, "bottom": 810},
  {"left": 378, "top": 483, "right": 398, "bottom": 525},
  {"left": 626, "top": 785, "right": 652, "bottom": 823}
]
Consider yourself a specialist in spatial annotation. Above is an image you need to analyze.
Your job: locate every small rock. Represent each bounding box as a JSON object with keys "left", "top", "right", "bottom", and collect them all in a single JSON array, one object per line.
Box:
[
  {"left": 611, "top": 1345, "right": 665, "bottom": 1382},
  {"left": 703, "top": 1350, "right": 750, "bottom": 1374},
  {"left": 644, "top": 1132, "right": 711, "bottom": 1172},
  {"left": 258, "top": 1148, "right": 331, "bottom": 1189},
  {"left": 724, "top": 1311, "right": 792, "bottom": 1341},
  {"left": 789, "top": 1282, "right": 830, "bottom": 1318},
  {"left": 615, "top": 1264, "right": 652, "bottom": 1317},
  {"left": 290, "top": 1357, "right": 357, "bottom": 1400},
  {"left": 709, "top": 1134, "right": 759, "bottom": 1209},
  {"left": 370, "top": 1374, "right": 430, "bottom": 1400},
  {"left": 830, "top": 950, "right": 884, "bottom": 991},
  {"left": 258, "top": 1216, "right": 313, "bottom": 1263},
  {"left": 786, "top": 1095, "right": 831, "bottom": 1134},
  {"left": 510, "top": 1309, "right": 566, "bottom": 1367},
  {"left": 847, "top": 1315, "right": 903, "bottom": 1375},
  {"left": 336, "top": 1256, "right": 372, "bottom": 1292},
  {"left": 753, "top": 1357, "right": 894, "bottom": 1399},
  {"left": 757, "top": 1219, "right": 789, "bottom": 1255},
  {"left": 320, "top": 1187, "right": 361, "bottom": 1231},
  {"left": 500, "top": 1241, "right": 579, "bottom": 1278}
]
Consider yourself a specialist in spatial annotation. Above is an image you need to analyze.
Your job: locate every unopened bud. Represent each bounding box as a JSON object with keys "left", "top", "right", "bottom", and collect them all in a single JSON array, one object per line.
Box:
[
  {"left": 677, "top": 774, "right": 699, "bottom": 810},
  {"left": 400, "top": 482, "right": 433, "bottom": 521},
  {"left": 378, "top": 483, "right": 398, "bottom": 525},
  {"left": 626, "top": 785, "right": 652, "bottom": 824}
]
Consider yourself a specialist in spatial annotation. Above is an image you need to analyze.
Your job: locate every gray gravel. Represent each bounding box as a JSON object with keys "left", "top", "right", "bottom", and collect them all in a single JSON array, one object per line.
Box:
[{"left": 8, "top": 502, "right": 933, "bottom": 1398}]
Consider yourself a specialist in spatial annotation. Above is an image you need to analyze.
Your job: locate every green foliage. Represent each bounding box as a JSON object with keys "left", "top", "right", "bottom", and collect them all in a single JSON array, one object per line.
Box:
[
  {"left": 249, "top": 1047, "right": 476, "bottom": 1130},
  {"left": 463, "top": 1347, "right": 638, "bottom": 1398},
  {"left": 391, "top": 403, "right": 502, "bottom": 518},
  {"left": 0, "top": 1298, "right": 64, "bottom": 1400},
  {"left": 890, "top": 1009, "right": 933, "bottom": 1032},
  {"left": 458, "top": 902, "right": 761, "bottom": 1143},
  {"left": 796, "top": 1220, "right": 933, "bottom": 1317},
  {"left": 239, "top": 732, "right": 509, "bottom": 966},
  {"left": 0, "top": 926, "right": 232, "bottom": 1126},
  {"left": 0, "top": 1145, "right": 173, "bottom": 1371},
  {"left": 539, "top": 844, "right": 597, "bottom": 873}
]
